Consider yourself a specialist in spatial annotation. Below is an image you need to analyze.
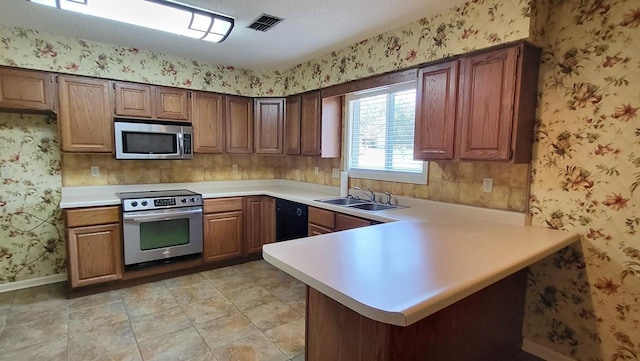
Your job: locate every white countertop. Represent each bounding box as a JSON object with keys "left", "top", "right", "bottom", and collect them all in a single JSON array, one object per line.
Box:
[{"left": 61, "top": 179, "right": 578, "bottom": 326}]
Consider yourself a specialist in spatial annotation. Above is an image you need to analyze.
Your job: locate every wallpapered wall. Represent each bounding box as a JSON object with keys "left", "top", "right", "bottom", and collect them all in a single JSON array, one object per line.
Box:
[
  {"left": 0, "top": 114, "right": 64, "bottom": 283},
  {"left": 523, "top": 0, "right": 640, "bottom": 360}
]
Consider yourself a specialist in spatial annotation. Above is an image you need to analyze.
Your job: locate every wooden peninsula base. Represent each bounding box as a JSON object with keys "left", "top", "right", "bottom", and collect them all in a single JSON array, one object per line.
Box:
[{"left": 305, "top": 269, "right": 527, "bottom": 361}]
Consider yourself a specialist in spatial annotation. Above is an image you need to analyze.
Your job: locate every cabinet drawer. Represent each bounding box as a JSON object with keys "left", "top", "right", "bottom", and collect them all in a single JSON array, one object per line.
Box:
[
  {"left": 309, "top": 207, "right": 335, "bottom": 229},
  {"left": 335, "top": 213, "right": 372, "bottom": 231},
  {"left": 204, "top": 197, "right": 244, "bottom": 213},
  {"left": 308, "top": 223, "right": 333, "bottom": 236},
  {"left": 65, "top": 206, "right": 120, "bottom": 228}
]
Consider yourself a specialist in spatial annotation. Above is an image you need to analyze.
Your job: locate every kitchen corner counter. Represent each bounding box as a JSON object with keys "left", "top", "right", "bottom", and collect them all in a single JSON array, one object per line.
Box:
[{"left": 263, "top": 217, "right": 578, "bottom": 326}]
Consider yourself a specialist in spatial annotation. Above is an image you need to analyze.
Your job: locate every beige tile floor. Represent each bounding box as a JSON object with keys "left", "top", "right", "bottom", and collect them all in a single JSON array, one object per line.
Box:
[{"left": 0, "top": 260, "right": 306, "bottom": 361}]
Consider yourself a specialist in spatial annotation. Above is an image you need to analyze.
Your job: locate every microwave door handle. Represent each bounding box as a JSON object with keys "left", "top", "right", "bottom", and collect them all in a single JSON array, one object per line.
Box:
[
  {"left": 178, "top": 132, "right": 184, "bottom": 157},
  {"left": 122, "top": 209, "right": 202, "bottom": 222}
]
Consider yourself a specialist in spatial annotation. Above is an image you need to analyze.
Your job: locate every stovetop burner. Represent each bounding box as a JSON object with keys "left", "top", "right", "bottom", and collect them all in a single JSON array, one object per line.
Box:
[{"left": 116, "top": 189, "right": 203, "bottom": 212}]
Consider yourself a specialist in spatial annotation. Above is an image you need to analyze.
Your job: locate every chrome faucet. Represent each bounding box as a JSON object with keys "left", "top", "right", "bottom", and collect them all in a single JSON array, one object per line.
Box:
[
  {"left": 383, "top": 192, "right": 392, "bottom": 205},
  {"left": 353, "top": 186, "right": 375, "bottom": 202}
]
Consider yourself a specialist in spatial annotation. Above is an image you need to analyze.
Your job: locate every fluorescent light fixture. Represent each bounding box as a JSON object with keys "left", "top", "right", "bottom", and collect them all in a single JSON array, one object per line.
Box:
[{"left": 28, "top": 0, "right": 234, "bottom": 43}]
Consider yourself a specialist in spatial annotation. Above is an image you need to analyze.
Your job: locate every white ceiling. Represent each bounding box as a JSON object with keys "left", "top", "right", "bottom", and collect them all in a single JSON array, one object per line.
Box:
[{"left": 0, "top": 0, "right": 465, "bottom": 71}]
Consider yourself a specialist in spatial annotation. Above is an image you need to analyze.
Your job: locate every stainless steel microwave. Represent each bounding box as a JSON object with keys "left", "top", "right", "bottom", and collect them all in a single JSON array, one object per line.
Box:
[{"left": 114, "top": 119, "right": 193, "bottom": 160}]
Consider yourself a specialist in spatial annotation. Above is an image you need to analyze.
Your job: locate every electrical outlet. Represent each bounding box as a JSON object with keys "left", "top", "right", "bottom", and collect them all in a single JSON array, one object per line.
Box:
[
  {"left": 314, "top": 167, "right": 319, "bottom": 176},
  {"left": 232, "top": 164, "right": 238, "bottom": 173},
  {"left": 482, "top": 178, "right": 493, "bottom": 193},
  {"left": 332, "top": 168, "right": 340, "bottom": 178},
  {"left": 90, "top": 166, "right": 100, "bottom": 177}
]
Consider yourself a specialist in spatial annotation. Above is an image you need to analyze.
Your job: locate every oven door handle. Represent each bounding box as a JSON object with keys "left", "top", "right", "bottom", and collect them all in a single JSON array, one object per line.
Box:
[{"left": 122, "top": 208, "right": 202, "bottom": 222}]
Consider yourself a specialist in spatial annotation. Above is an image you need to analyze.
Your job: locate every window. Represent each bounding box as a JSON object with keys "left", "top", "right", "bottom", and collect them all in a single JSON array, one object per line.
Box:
[{"left": 346, "top": 81, "right": 427, "bottom": 184}]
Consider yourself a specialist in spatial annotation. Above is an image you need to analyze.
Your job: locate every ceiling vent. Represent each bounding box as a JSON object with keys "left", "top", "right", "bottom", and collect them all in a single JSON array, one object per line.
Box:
[{"left": 247, "top": 14, "right": 283, "bottom": 32}]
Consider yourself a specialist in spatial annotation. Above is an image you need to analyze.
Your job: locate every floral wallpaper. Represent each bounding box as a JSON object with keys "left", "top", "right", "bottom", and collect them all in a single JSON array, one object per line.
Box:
[
  {"left": 524, "top": 0, "right": 640, "bottom": 360},
  {"left": 253, "top": 0, "right": 533, "bottom": 95},
  {"left": 0, "top": 25, "right": 257, "bottom": 96},
  {"left": 0, "top": 113, "right": 64, "bottom": 283}
]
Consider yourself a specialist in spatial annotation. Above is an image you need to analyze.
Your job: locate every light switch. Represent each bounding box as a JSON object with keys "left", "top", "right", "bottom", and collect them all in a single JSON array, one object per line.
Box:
[
  {"left": 90, "top": 166, "right": 100, "bottom": 177},
  {"left": 332, "top": 168, "right": 340, "bottom": 178}
]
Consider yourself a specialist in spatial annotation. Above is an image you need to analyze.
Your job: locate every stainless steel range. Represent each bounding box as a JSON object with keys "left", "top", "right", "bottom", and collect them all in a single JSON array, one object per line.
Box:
[{"left": 117, "top": 189, "right": 203, "bottom": 267}]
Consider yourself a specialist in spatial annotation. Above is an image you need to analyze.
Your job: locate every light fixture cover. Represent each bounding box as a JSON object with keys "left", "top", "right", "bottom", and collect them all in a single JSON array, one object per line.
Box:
[{"left": 28, "top": 0, "right": 234, "bottom": 43}]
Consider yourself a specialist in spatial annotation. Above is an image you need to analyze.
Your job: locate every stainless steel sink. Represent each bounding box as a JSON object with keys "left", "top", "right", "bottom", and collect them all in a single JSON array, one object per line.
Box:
[
  {"left": 347, "top": 203, "right": 398, "bottom": 211},
  {"left": 315, "top": 197, "right": 402, "bottom": 212},
  {"left": 315, "top": 197, "right": 369, "bottom": 206}
]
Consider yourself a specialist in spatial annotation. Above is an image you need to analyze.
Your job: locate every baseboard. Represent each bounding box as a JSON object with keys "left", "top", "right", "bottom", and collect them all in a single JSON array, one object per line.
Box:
[
  {"left": 0, "top": 273, "right": 67, "bottom": 293},
  {"left": 522, "top": 339, "right": 576, "bottom": 361}
]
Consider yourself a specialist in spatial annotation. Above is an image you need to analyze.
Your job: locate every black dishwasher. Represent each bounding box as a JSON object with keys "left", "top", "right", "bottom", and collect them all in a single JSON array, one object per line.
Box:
[{"left": 275, "top": 199, "right": 308, "bottom": 242}]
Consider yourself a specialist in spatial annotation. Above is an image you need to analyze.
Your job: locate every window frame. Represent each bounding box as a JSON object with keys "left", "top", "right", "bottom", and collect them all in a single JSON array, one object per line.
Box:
[{"left": 344, "top": 81, "right": 428, "bottom": 185}]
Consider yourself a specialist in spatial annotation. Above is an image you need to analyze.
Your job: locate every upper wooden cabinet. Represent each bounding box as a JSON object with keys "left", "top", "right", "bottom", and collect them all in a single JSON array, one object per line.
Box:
[
  {"left": 300, "top": 91, "right": 342, "bottom": 158},
  {"left": 414, "top": 60, "right": 459, "bottom": 160},
  {"left": 0, "top": 67, "right": 56, "bottom": 113},
  {"left": 225, "top": 95, "right": 253, "bottom": 154},
  {"left": 58, "top": 75, "right": 113, "bottom": 153},
  {"left": 414, "top": 42, "right": 540, "bottom": 163},
  {"left": 285, "top": 96, "right": 301, "bottom": 155},
  {"left": 114, "top": 81, "right": 190, "bottom": 121},
  {"left": 192, "top": 91, "right": 224, "bottom": 154},
  {"left": 254, "top": 98, "right": 285, "bottom": 155},
  {"left": 300, "top": 91, "right": 322, "bottom": 156},
  {"left": 458, "top": 44, "right": 539, "bottom": 163}
]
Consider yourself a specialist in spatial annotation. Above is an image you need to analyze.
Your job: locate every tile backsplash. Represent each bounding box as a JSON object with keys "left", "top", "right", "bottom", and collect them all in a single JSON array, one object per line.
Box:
[{"left": 62, "top": 154, "right": 529, "bottom": 212}]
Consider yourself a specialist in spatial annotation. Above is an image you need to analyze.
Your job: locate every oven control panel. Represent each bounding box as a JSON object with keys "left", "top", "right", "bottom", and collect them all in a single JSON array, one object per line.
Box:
[{"left": 121, "top": 195, "right": 203, "bottom": 211}]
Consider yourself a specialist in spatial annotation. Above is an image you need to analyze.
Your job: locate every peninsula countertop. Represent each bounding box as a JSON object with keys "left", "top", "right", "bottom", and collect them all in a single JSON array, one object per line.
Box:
[{"left": 61, "top": 179, "right": 579, "bottom": 327}]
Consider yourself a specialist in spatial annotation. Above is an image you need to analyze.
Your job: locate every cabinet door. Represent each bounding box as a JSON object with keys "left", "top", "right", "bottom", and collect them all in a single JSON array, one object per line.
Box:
[
  {"left": 414, "top": 60, "right": 459, "bottom": 160},
  {"left": 225, "top": 95, "right": 253, "bottom": 154},
  {"left": 192, "top": 91, "right": 224, "bottom": 153},
  {"left": 458, "top": 47, "right": 518, "bottom": 161},
  {"left": 155, "top": 87, "right": 190, "bottom": 121},
  {"left": 335, "top": 213, "right": 372, "bottom": 231},
  {"left": 58, "top": 76, "right": 113, "bottom": 152},
  {"left": 114, "top": 82, "right": 153, "bottom": 117},
  {"left": 254, "top": 98, "right": 285, "bottom": 155},
  {"left": 203, "top": 211, "right": 243, "bottom": 263},
  {"left": 67, "top": 223, "right": 122, "bottom": 288},
  {"left": 285, "top": 96, "right": 301, "bottom": 155},
  {"left": 0, "top": 68, "right": 55, "bottom": 112},
  {"left": 244, "top": 197, "right": 264, "bottom": 254},
  {"left": 308, "top": 224, "right": 333, "bottom": 236},
  {"left": 300, "top": 91, "right": 322, "bottom": 156},
  {"left": 261, "top": 197, "right": 276, "bottom": 246},
  {"left": 321, "top": 96, "right": 342, "bottom": 158}
]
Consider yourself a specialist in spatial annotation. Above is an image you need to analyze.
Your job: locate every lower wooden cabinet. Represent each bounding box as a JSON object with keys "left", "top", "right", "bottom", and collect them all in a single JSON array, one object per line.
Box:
[
  {"left": 65, "top": 206, "right": 122, "bottom": 288},
  {"left": 203, "top": 198, "right": 244, "bottom": 263},
  {"left": 308, "top": 207, "right": 372, "bottom": 235},
  {"left": 203, "top": 211, "right": 244, "bottom": 263},
  {"left": 245, "top": 196, "right": 275, "bottom": 255}
]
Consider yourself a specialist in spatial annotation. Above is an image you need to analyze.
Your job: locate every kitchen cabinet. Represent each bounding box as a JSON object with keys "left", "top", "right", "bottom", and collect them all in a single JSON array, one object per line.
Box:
[
  {"left": 225, "top": 95, "right": 253, "bottom": 154},
  {"left": 300, "top": 91, "right": 342, "bottom": 158},
  {"left": 414, "top": 42, "right": 540, "bottom": 163},
  {"left": 308, "top": 207, "right": 371, "bottom": 235},
  {"left": 285, "top": 95, "right": 301, "bottom": 155},
  {"left": 300, "top": 92, "right": 321, "bottom": 156},
  {"left": 414, "top": 60, "right": 459, "bottom": 160},
  {"left": 58, "top": 75, "right": 113, "bottom": 153},
  {"left": 192, "top": 91, "right": 224, "bottom": 153},
  {"left": 245, "top": 196, "right": 276, "bottom": 254},
  {"left": 254, "top": 98, "right": 285, "bottom": 155},
  {"left": 65, "top": 206, "right": 122, "bottom": 288},
  {"left": 0, "top": 67, "right": 56, "bottom": 113},
  {"left": 114, "top": 81, "right": 190, "bottom": 121},
  {"left": 203, "top": 198, "right": 244, "bottom": 263}
]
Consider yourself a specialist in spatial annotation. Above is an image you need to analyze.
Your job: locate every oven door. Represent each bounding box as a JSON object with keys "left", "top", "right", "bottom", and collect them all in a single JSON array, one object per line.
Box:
[{"left": 122, "top": 206, "right": 203, "bottom": 266}]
